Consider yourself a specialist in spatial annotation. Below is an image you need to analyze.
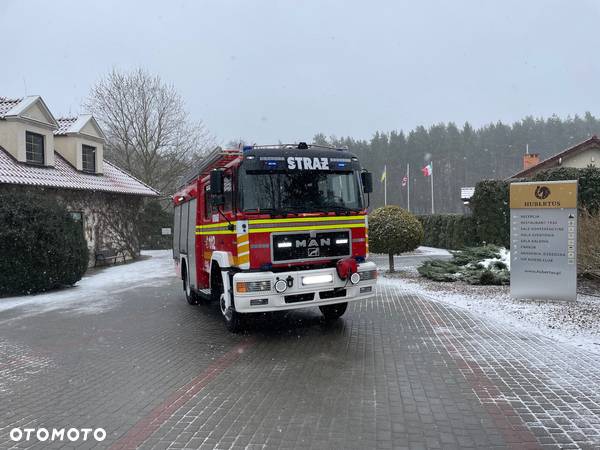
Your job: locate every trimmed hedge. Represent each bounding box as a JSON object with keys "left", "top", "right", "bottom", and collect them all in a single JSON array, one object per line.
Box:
[
  {"left": 417, "top": 214, "right": 477, "bottom": 250},
  {"left": 470, "top": 179, "right": 511, "bottom": 248},
  {"left": 468, "top": 167, "right": 600, "bottom": 248},
  {"left": 418, "top": 167, "right": 600, "bottom": 251},
  {"left": 0, "top": 192, "right": 89, "bottom": 296},
  {"left": 532, "top": 167, "right": 600, "bottom": 214}
]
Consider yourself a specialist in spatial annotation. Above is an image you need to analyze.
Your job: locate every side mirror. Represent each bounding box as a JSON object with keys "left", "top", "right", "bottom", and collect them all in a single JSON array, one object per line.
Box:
[
  {"left": 361, "top": 171, "right": 373, "bottom": 194},
  {"left": 209, "top": 169, "right": 225, "bottom": 206},
  {"left": 210, "top": 169, "right": 224, "bottom": 195}
]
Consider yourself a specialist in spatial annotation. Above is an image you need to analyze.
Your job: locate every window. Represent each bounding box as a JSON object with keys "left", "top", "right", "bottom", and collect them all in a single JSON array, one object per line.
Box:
[
  {"left": 238, "top": 169, "right": 363, "bottom": 212},
  {"left": 69, "top": 211, "right": 85, "bottom": 237},
  {"left": 223, "top": 173, "right": 233, "bottom": 211},
  {"left": 25, "top": 131, "right": 44, "bottom": 164},
  {"left": 204, "top": 172, "right": 234, "bottom": 219},
  {"left": 82, "top": 145, "right": 96, "bottom": 173},
  {"left": 69, "top": 211, "right": 83, "bottom": 222}
]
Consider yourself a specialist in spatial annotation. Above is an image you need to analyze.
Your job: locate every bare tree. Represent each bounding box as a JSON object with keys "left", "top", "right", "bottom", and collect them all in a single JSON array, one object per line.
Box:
[{"left": 85, "top": 68, "right": 215, "bottom": 195}]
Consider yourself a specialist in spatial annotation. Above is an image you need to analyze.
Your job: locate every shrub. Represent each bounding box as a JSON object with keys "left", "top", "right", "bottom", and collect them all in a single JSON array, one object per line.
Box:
[
  {"left": 418, "top": 245, "right": 510, "bottom": 285},
  {"left": 469, "top": 167, "right": 600, "bottom": 251},
  {"left": 417, "top": 214, "right": 477, "bottom": 249},
  {"left": 470, "top": 179, "right": 510, "bottom": 247},
  {"left": 533, "top": 167, "right": 600, "bottom": 214},
  {"left": 578, "top": 209, "right": 600, "bottom": 278},
  {"left": 0, "top": 192, "right": 89, "bottom": 296},
  {"left": 417, "top": 260, "right": 460, "bottom": 281},
  {"left": 369, "top": 205, "right": 424, "bottom": 272},
  {"left": 138, "top": 199, "right": 172, "bottom": 250}
]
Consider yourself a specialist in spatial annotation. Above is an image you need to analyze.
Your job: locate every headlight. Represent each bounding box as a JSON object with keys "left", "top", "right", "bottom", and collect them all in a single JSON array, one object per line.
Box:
[
  {"left": 359, "top": 270, "right": 377, "bottom": 281},
  {"left": 350, "top": 272, "right": 361, "bottom": 285},
  {"left": 236, "top": 280, "right": 271, "bottom": 293},
  {"left": 274, "top": 279, "right": 288, "bottom": 293}
]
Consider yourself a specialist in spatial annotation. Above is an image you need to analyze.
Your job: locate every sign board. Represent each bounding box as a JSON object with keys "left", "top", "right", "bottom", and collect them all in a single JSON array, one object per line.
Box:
[
  {"left": 161, "top": 228, "right": 172, "bottom": 236},
  {"left": 510, "top": 180, "right": 578, "bottom": 301},
  {"left": 461, "top": 187, "right": 475, "bottom": 201}
]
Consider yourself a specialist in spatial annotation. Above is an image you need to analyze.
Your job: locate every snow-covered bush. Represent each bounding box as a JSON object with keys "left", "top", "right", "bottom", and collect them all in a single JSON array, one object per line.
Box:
[
  {"left": 418, "top": 245, "right": 510, "bottom": 285},
  {"left": 369, "top": 205, "right": 424, "bottom": 272},
  {"left": 0, "top": 192, "right": 88, "bottom": 296}
]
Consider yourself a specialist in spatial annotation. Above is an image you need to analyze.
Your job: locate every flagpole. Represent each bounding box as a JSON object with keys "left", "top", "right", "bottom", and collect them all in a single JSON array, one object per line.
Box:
[
  {"left": 407, "top": 163, "right": 410, "bottom": 212},
  {"left": 430, "top": 161, "right": 435, "bottom": 214},
  {"left": 384, "top": 164, "right": 387, "bottom": 206}
]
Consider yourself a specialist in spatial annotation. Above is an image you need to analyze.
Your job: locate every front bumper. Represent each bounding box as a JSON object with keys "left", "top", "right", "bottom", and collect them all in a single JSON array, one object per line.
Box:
[{"left": 231, "top": 262, "right": 377, "bottom": 313}]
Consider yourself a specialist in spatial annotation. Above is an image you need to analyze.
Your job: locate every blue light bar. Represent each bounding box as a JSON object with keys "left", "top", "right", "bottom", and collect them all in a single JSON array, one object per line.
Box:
[{"left": 243, "top": 145, "right": 253, "bottom": 152}]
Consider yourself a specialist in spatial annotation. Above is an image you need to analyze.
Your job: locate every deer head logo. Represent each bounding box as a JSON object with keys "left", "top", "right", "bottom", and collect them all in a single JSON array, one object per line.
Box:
[{"left": 534, "top": 185, "right": 551, "bottom": 200}]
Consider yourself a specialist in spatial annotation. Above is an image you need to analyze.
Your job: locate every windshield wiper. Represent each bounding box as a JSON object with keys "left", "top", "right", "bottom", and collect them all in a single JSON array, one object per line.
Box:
[
  {"left": 288, "top": 205, "right": 330, "bottom": 215},
  {"left": 243, "top": 207, "right": 297, "bottom": 217},
  {"left": 322, "top": 205, "right": 362, "bottom": 215}
]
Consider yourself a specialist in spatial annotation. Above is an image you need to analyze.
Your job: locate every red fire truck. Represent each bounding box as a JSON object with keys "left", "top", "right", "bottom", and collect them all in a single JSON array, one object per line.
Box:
[{"left": 172, "top": 142, "right": 377, "bottom": 331}]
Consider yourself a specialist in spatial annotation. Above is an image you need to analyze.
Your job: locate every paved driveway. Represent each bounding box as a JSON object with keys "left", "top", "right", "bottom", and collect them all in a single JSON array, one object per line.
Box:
[{"left": 1, "top": 255, "right": 599, "bottom": 449}]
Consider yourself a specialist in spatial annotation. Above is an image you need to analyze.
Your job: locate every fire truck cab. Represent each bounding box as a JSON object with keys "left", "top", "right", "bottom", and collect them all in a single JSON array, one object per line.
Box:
[{"left": 172, "top": 142, "right": 377, "bottom": 332}]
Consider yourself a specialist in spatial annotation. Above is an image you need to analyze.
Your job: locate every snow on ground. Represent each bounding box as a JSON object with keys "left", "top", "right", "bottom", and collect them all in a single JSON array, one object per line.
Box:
[
  {"left": 381, "top": 270, "right": 600, "bottom": 354},
  {"left": 391, "top": 246, "right": 452, "bottom": 258},
  {"left": 0, "top": 250, "right": 175, "bottom": 317}
]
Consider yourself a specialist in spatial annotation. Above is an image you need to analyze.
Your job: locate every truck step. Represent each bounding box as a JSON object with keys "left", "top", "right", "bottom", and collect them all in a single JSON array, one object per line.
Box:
[{"left": 199, "top": 289, "right": 211, "bottom": 297}]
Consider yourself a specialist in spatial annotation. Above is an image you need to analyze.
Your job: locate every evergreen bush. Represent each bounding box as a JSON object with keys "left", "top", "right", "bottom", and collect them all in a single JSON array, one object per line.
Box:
[
  {"left": 417, "top": 214, "right": 477, "bottom": 249},
  {"left": 468, "top": 167, "right": 600, "bottom": 262},
  {"left": 470, "top": 180, "right": 510, "bottom": 247},
  {"left": 369, "top": 206, "right": 424, "bottom": 272},
  {"left": 0, "top": 192, "right": 89, "bottom": 296},
  {"left": 138, "top": 199, "right": 173, "bottom": 249},
  {"left": 418, "top": 245, "right": 510, "bottom": 285}
]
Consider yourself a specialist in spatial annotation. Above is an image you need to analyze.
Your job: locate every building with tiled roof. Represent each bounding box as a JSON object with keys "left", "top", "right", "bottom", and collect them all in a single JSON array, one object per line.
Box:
[
  {"left": 0, "top": 95, "right": 159, "bottom": 266},
  {"left": 509, "top": 136, "right": 600, "bottom": 179}
]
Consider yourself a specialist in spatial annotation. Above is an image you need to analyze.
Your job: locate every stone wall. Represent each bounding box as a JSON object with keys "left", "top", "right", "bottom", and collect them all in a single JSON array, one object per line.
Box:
[{"left": 0, "top": 185, "right": 145, "bottom": 267}]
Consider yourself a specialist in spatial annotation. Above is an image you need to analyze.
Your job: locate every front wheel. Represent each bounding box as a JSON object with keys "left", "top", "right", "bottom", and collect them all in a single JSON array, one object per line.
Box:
[
  {"left": 220, "top": 294, "right": 244, "bottom": 332},
  {"left": 319, "top": 302, "right": 348, "bottom": 321},
  {"left": 183, "top": 267, "right": 200, "bottom": 305}
]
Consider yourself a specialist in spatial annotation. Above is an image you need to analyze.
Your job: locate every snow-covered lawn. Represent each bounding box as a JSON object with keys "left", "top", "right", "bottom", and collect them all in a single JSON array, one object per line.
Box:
[
  {"left": 382, "top": 269, "right": 600, "bottom": 354},
  {"left": 0, "top": 250, "right": 175, "bottom": 316}
]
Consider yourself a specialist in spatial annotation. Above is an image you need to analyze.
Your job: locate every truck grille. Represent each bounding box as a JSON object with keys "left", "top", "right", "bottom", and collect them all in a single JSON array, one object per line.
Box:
[{"left": 272, "top": 230, "right": 350, "bottom": 263}]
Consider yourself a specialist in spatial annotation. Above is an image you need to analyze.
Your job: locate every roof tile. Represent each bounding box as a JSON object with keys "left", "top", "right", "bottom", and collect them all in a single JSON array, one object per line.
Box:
[
  {"left": 0, "top": 97, "right": 23, "bottom": 118},
  {"left": 0, "top": 146, "right": 159, "bottom": 197},
  {"left": 55, "top": 117, "right": 78, "bottom": 135}
]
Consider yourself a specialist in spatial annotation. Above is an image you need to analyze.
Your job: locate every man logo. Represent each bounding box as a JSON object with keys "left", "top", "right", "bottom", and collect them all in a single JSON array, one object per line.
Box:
[
  {"left": 307, "top": 247, "right": 320, "bottom": 257},
  {"left": 535, "top": 185, "right": 551, "bottom": 200}
]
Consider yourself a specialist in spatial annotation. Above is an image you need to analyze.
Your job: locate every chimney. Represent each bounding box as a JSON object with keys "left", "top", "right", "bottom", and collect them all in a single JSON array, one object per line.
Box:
[{"left": 523, "top": 153, "right": 540, "bottom": 170}]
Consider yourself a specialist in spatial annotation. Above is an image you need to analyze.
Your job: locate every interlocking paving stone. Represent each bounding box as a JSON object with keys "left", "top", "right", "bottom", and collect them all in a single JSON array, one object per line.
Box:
[{"left": 0, "top": 279, "right": 599, "bottom": 449}]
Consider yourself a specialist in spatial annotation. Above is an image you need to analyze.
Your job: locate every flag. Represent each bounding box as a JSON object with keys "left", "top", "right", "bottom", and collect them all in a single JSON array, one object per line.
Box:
[
  {"left": 380, "top": 165, "right": 387, "bottom": 182},
  {"left": 402, "top": 175, "right": 408, "bottom": 187},
  {"left": 421, "top": 162, "right": 433, "bottom": 177}
]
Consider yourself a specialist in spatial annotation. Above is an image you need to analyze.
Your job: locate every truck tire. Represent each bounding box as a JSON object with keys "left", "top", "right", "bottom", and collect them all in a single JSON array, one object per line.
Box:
[
  {"left": 183, "top": 265, "right": 200, "bottom": 305},
  {"left": 212, "top": 265, "right": 244, "bottom": 332},
  {"left": 220, "top": 294, "right": 243, "bottom": 333},
  {"left": 319, "top": 302, "right": 348, "bottom": 321}
]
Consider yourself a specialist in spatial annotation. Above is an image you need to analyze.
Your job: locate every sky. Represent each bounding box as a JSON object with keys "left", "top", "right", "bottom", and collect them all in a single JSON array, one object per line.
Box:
[{"left": 2, "top": 0, "right": 600, "bottom": 145}]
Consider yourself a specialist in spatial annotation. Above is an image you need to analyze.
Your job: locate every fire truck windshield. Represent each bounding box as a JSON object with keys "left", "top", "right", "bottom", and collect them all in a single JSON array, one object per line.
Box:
[{"left": 238, "top": 169, "right": 364, "bottom": 213}]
